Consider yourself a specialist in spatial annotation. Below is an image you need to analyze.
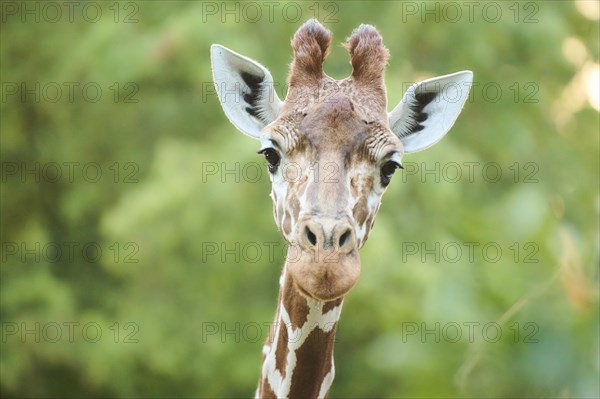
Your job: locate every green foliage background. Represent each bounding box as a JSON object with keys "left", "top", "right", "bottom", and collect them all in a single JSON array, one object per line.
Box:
[{"left": 1, "top": 1, "right": 598, "bottom": 397}]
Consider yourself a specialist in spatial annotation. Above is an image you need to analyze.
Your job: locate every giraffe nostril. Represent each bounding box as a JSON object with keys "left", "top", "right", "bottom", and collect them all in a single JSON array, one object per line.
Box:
[
  {"left": 305, "top": 226, "right": 317, "bottom": 247},
  {"left": 339, "top": 229, "right": 351, "bottom": 248}
]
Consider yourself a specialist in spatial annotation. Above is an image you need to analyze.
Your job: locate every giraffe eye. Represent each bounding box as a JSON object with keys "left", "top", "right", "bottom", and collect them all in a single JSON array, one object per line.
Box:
[
  {"left": 258, "top": 148, "right": 281, "bottom": 173},
  {"left": 380, "top": 160, "right": 402, "bottom": 186}
]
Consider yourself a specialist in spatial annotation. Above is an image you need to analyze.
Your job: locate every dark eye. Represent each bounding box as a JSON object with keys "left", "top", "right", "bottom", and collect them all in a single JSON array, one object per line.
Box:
[
  {"left": 258, "top": 148, "right": 281, "bottom": 173},
  {"left": 380, "top": 160, "right": 402, "bottom": 186}
]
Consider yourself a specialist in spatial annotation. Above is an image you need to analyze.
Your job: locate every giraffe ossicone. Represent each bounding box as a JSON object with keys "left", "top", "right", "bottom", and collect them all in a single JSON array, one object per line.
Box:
[{"left": 211, "top": 19, "right": 472, "bottom": 398}]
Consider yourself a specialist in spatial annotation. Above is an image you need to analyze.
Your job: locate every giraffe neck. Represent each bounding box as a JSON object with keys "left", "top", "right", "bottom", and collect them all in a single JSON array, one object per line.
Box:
[{"left": 257, "top": 262, "right": 344, "bottom": 398}]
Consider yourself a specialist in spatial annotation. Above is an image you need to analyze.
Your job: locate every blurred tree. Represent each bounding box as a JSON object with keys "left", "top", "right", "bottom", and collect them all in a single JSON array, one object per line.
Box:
[{"left": 1, "top": 1, "right": 598, "bottom": 398}]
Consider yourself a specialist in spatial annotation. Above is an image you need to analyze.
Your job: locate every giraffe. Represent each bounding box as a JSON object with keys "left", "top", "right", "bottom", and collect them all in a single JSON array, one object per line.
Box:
[{"left": 210, "top": 19, "right": 472, "bottom": 398}]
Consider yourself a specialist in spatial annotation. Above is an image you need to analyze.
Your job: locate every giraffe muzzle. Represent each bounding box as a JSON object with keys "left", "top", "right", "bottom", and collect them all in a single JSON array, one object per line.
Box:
[{"left": 287, "top": 218, "right": 361, "bottom": 301}]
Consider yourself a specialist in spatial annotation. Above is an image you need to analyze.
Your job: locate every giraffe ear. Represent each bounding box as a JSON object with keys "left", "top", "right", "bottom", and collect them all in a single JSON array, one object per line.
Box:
[
  {"left": 210, "top": 44, "right": 283, "bottom": 139},
  {"left": 388, "top": 71, "right": 473, "bottom": 153}
]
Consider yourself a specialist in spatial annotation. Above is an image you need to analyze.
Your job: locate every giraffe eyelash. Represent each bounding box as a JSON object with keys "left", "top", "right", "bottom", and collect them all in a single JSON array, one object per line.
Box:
[
  {"left": 257, "top": 147, "right": 281, "bottom": 173},
  {"left": 380, "top": 160, "right": 402, "bottom": 187}
]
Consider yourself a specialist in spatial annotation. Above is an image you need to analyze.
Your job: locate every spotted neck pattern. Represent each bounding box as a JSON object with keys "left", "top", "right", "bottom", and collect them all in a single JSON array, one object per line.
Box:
[{"left": 257, "top": 264, "right": 344, "bottom": 398}]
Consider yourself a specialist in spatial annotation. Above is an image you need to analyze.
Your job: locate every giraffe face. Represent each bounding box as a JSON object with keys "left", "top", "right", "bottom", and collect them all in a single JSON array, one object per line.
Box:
[
  {"left": 263, "top": 94, "right": 402, "bottom": 246},
  {"left": 259, "top": 91, "right": 403, "bottom": 301},
  {"left": 211, "top": 19, "right": 473, "bottom": 302}
]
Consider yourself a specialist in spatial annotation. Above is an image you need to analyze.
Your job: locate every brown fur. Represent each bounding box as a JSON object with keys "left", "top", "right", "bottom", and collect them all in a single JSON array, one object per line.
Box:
[
  {"left": 289, "top": 19, "right": 332, "bottom": 87},
  {"left": 344, "top": 24, "right": 390, "bottom": 86},
  {"left": 288, "top": 326, "right": 336, "bottom": 397},
  {"left": 283, "top": 272, "right": 310, "bottom": 330},
  {"left": 283, "top": 20, "right": 391, "bottom": 126},
  {"left": 275, "top": 322, "right": 289, "bottom": 379}
]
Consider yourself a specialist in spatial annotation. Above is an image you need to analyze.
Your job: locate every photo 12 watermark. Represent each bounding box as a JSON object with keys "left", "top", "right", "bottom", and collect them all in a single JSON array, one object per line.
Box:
[
  {"left": 400, "top": 161, "right": 539, "bottom": 184},
  {"left": 1, "top": 1, "right": 139, "bottom": 24},
  {"left": 398, "top": 1, "right": 540, "bottom": 24},
  {"left": 1, "top": 82, "right": 139, "bottom": 104},
  {"left": 401, "top": 241, "right": 539, "bottom": 264},
  {"left": 199, "top": 1, "right": 340, "bottom": 23},
  {"left": 2, "top": 161, "right": 140, "bottom": 184},
  {"left": 399, "top": 321, "right": 539, "bottom": 343},
  {"left": 2, "top": 241, "right": 140, "bottom": 264},
  {"left": 1, "top": 321, "right": 140, "bottom": 343},
  {"left": 201, "top": 321, "right": 337, "bottom": 344}
]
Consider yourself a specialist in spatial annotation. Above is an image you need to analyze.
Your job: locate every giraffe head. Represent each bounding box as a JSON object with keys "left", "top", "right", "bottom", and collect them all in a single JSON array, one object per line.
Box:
[{"left": 211, "top": 20, "right": 472, "bottom": 302}]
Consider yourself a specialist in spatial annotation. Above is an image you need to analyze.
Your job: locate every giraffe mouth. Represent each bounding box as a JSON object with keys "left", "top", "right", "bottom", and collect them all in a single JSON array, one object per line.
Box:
[{"left": 286, "top": 247, "right": 361, "bottom": 301}]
